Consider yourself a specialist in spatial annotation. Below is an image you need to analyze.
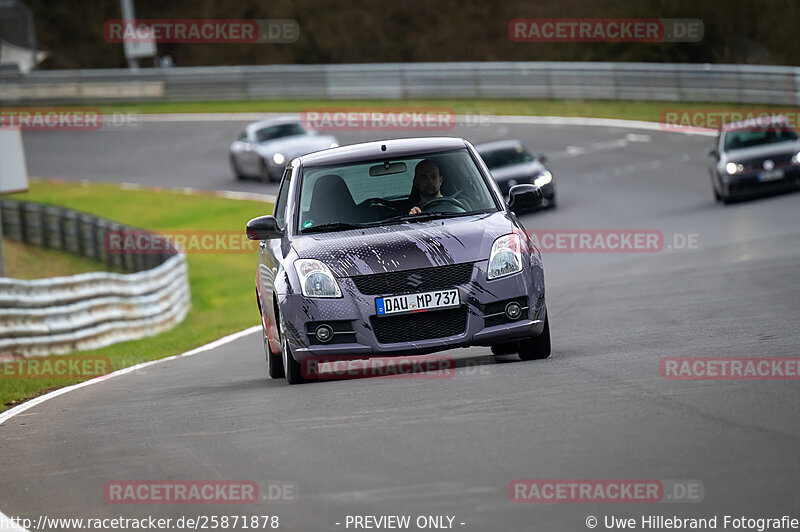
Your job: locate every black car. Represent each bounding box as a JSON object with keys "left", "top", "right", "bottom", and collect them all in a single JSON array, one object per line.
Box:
[
  {"left": 708, "top": 118, "right": 800, "bottom": 204},
  {"left": 246, "top": 137, "right": 551, "bottom": 384},
  {"left": 475, "top": 140, "right": 556, "bottom": 210}
]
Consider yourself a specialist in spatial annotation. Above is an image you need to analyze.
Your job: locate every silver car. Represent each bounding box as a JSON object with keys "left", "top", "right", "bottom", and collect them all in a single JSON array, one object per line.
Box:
[{"left": 229, "top": 117, "right": 339, "bottom": 182}]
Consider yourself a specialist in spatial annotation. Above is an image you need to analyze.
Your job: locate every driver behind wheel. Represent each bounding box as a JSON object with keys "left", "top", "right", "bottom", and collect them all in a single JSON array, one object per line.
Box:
[{"left": 406, "top": 159, "right": 444, "bottom": 215}]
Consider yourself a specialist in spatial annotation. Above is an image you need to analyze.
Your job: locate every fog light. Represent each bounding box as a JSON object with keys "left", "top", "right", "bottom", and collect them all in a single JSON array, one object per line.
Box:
[
  {"left": 315, "top": 324, "right": 333, "bottom": 343},
  {"left": 505, "top": 302, "right": 522, "bottom": 320}
]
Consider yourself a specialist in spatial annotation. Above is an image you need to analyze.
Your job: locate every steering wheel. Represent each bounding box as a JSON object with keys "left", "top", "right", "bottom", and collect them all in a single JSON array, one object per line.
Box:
[{"left": 421, "top": 196, "right": 467, "bottom": 213}]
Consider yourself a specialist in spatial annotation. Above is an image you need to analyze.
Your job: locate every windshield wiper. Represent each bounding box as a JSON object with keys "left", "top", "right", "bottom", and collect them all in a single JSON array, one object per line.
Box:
[
  {"left": 301, "top": 221, "right": 366, "bottom": 234},
  {"left": 380, "top": 211, "right": 472, "bottom": 224}
]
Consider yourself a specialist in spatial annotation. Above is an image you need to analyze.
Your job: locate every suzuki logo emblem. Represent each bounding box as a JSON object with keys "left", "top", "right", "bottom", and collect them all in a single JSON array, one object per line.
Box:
[
  {"left": 406, "top": 273, "right": 423, "bottom": 288},
  {"left": 763, "top": 159, "right": 775, "bottom": 170}
]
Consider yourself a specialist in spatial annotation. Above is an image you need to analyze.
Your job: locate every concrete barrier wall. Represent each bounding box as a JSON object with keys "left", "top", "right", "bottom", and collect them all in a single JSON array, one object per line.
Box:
[
  {"left": 0, "top": 200, "right": 190, "bottom": 357},
  {"left": 1, "top": 62, "right": 799, "bottom": 105}
]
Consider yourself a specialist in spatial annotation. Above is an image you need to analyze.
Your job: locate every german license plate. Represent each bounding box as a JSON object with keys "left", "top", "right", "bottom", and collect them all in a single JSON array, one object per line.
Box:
[
  {"left": 758, "top": 169, "right": 784, "bottom": 182},
  {"left": 375, "top": 289, "right": 459, "bottom": 316}
]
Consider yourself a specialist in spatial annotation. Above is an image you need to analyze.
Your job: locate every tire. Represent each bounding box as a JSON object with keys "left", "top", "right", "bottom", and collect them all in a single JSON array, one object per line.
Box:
[
  {"left": 278, "top": 312, "right": 316, "bottom": 385},
  {"left": 713, "top": 186, "right": 721, "bottom": 202},
  {"left": 230, "top": 156, "right": 246, "bottom": 180},
  {"left": 263, "top": 321, "right": 284, "bottom": 379},
  {"left": 260, "top": 160, "right": 276, "bottom": 183},
  {"left": 518, "top": 313, "right": 551, "bottom": 361},
  {"left": 491, "top": 342, "right": 519, "bottom": 356}
]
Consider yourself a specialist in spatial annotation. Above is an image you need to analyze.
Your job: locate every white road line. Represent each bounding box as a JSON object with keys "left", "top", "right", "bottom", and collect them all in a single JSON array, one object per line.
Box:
[
  {"left": 127, "top": 112, "right": 717, "bottom": 136},
  {"left": 550, "top": 138, "right": 631, "bottom": 160},
  {"left": 0, "top": 325, "right": 260, "bottom": 428},
  {"left": 0, "top": 325, "right": 262, "bottom": 530},
  {"left": 480, "top": 115, "right": 716, "bottom": 136},
  {"left": 0, "top": 511, "right": 29, "bottom": 532},
  {"left": 626, "top": 133, "right": 651, "bottom": 142}
]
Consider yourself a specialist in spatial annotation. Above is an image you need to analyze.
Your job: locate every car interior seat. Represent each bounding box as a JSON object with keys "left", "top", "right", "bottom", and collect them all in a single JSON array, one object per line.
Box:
[{"left": 306, "top": 174, "right": 358, "bottom": 226}]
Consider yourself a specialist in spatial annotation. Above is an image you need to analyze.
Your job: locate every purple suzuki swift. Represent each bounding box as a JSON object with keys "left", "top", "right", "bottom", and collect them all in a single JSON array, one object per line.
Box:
[{"left": 247, "top": 137, "right": 551, "bottom": 384}]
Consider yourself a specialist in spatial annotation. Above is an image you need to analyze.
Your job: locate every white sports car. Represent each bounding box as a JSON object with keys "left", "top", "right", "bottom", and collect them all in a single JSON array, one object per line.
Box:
[{"left": 229, "top": 117, "right": 339, "bottom": 182}]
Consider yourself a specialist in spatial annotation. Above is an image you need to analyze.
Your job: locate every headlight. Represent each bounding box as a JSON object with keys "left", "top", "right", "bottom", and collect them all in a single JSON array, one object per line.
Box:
[
  {"left": 273, "top": 153, "right": 285, "bottom": 165},
  {"left": 533, "top": 170, "right": 553, "bottom": 187},
  {"left": 294, "top": 259, "right": 341, "bottom": 298},
  {"left": 792, "top": 152, "right": 800, "bottom": 164},
  {"left": 725, "top": 162, "right": 744, "bottom": 174},
  {"left": 488, "top": 233, "right": 523, "bottom": 280}
]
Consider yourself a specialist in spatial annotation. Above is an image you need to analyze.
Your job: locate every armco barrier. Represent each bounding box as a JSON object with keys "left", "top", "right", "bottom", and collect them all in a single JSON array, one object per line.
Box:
[
  {"left": 0, "top": 200, "right": 190, "bottom": 357},
  {"left": 1, "top": 62, "right": 799, "bottom": 106}
]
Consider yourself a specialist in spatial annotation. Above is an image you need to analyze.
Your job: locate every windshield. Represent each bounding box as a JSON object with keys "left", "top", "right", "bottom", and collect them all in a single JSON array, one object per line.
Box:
[
  {"left": 296, "top": 148, "right": 498, "bottom": 233},
  {"left": 723, "top": 129, "right": 798, "bottom": 151},
  {"left": 256, "top": 123, "right": 307, "bottom": 142},
  {"left": 479, "top": 145, "right": 535, "bottom": 169}
]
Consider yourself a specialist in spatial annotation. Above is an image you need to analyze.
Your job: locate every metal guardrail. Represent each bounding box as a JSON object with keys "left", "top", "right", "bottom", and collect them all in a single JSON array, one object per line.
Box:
[
  {"left": 0, "top": 200, "right": 190, "bottom": 357},
  {"left": 1, "top": 62, "right": 799, "bottom": 105}
]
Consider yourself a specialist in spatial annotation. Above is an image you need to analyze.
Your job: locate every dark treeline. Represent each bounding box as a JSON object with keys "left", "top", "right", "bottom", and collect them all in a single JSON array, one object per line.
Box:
[{"left": 26, "top": 0, "right": 799, "bottom": 69}]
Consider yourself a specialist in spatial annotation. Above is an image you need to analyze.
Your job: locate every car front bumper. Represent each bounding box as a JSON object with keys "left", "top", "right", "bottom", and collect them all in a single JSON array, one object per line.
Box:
[
  {"left": 721, "top": 167, "right": 800, "bottom": 198},
  {"left": 279, "top": 261, "right": 546, "bottom": 362}
]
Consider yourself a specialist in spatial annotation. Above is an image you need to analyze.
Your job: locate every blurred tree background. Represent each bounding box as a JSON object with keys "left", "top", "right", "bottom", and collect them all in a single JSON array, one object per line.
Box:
[{"left": 26, "top": 0, "right": 799, "bottom": 69}]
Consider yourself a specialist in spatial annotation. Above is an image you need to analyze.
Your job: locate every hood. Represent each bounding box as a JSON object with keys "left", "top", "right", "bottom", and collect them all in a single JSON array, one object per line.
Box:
[
  {"left": 291, "top": 211, "right": 515, "bottom": 277},
  {"left": 489, "top": 161, "right": 547, "bottom": 182},
  {"left": 723, "top": 140, "right": 800, "bottom": 163},
  {"left": 255, "top": 134, "right": 338, "bottom": 159}
]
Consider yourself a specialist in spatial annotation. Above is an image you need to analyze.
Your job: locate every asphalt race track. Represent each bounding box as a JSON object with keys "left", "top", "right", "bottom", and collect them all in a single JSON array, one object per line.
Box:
[{"left": 2, "top": 118, "right": 799, "bottom": 531}]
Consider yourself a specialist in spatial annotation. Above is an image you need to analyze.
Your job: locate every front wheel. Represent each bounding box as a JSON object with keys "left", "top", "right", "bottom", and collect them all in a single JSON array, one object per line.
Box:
[
  {"left": 279, "top": 313, "right": 316, "bottom": 385},
  {"left": 518, "top": 313, "right": 551, "bottom": 361},
  {"left": 260, "top": 160, "right": 277, "bottom": 183},
  {"left": 230, "top": 155, "right": 247, "bottom": 180},
  {"left": 263, "top": 322, "right": 284, "bottom": 379}
]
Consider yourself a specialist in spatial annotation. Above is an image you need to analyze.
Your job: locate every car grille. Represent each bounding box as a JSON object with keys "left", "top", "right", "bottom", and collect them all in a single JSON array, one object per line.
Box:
[
  {"left": 352, "top": 262, "right": 474, "bottom": 295},
  {"left": 370, "top": 307, "right": 468, "bottom": 344},
  {"left": 741, "top": 153, "right": 794, "bottom": 171}
]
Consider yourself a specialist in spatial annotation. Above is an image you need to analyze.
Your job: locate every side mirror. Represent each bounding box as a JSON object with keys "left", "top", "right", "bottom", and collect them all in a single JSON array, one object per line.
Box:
[
  {"left": 507, "top": 184, "right": 543, "bottom": 213},
  {"left": 536, "top": 153, "right": 548, "bottom": 163},
  {"left": 246, "top": 215, "right": 283, "bottom": 240}
]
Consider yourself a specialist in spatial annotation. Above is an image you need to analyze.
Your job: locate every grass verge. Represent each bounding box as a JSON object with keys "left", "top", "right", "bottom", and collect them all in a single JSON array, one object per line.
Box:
[
  {"left": 2, "top": 239, "right": 124, "bottom": 279},
  {"left": 1, "top": 181, "right": 271, "bottom": 411}
]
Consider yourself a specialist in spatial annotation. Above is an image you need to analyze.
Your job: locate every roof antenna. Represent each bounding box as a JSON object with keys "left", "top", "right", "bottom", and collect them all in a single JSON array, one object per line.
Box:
[{"left": 381, "top": 144, "right": 387, "bottom": 152}]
